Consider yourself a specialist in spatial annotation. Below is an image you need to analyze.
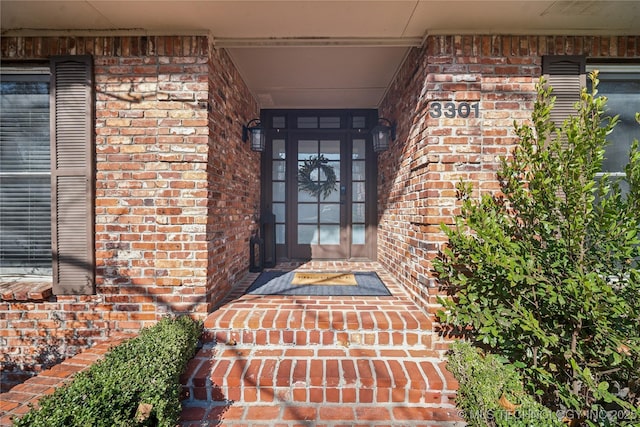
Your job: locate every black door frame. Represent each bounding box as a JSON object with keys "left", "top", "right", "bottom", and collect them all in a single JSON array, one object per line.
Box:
[{"left": 260, "top": 109, "right": 379, "bottom": 262}]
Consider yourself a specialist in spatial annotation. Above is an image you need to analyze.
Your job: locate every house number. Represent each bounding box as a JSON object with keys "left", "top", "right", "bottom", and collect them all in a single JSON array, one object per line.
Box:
[{"left": 429, "top": 102, "right": 480, "bottom": 119}]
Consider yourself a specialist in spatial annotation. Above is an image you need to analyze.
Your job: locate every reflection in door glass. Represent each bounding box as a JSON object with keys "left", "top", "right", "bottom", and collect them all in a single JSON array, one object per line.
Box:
[
  {"left": 352, "top": 203, "right": 365, "bottom": 223},
  {"left": 353, "top": 182, "right": 365, "bottom": 202},
  {"left": 352, "top": 139, "right": 367, "bottom": 245},
  {"left": 320, "top": 204, "right": 340, "bottom": 223},
  {"left": 296, "top": 139, "right": 341, "bottom": 246},
  {"left": 298, "top": 117, "right": 318, "bottom": 129},
  {"left": 273, "top": 139, "right": 286, "bottom": 159},
  {"left": 352, "top": 224, "right": 365, "bottom": 245},
  {"left": 298, "top": 140, "right": 318, "bottom": 159},
  {"left": 352, "top": 161, "right": 365, "bottom": 180},
  {"left": 272, "top": 160, "right": 286, "bottom": 180},
  {"left": 298, "top": 204, "right": 318, "bottom": 223},
  {"left": 272, "top": 182, "right": 285, "bottom": 202},
  {"left": 275, "top": 224, "right": 285, "bottom": 244},
  {"left": 319, "top": 225, "right": 340, "bottom": 245},
  {"left": 352, "top": 139, "right": 366, "bottom": 159},
  {"left": 319, "top": 117, "right": 341, "bottom": 128},
  {"left": 298, "top": 225, "right": 317, "bottom": 244},
  {"left": 273, "top": 203, "right": 285, "bottom": 223},
  {"left": 271, "top": 139, "right": 286, "bottom": 246}
]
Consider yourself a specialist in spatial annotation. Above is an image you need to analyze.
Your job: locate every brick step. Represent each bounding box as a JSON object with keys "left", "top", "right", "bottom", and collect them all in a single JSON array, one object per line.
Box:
[
  {"left": 202, "top": 304, "right": 435, "bottom": 347},
  {"left": 180, "top": 345, "right": 458, "bottom": 406},
  {"left": 204, "top": 327, "right": 437, "bottom": 348},
  {"left": 180, "top": 402, "right": 464, "bottom": 426}
]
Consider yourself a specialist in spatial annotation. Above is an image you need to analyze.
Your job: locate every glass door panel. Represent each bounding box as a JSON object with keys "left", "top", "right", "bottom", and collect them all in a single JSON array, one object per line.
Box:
[
  {"left": 351, "top": 139, "right": 367, "bottom": 247},
  {"left": 291, "top": 136, "right": 347, "bottom": 258},
  {"left": 271, "top": 139, "right": 286, "bottom": 245}
]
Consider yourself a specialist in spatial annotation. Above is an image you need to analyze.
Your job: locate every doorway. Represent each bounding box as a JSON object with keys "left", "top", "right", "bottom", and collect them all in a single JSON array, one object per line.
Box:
[{"left": 262, "top": 110, "right": 378, "bottom": 261}]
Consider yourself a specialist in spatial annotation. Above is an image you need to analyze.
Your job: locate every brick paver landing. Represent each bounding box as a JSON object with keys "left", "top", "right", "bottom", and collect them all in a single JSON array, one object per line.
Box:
[{"left": 179, "top": 262, "right": 463, "bottom": 426}]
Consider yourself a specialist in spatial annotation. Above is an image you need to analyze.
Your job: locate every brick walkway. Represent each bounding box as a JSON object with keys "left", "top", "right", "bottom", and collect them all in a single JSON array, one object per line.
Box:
[
  {"left": 179, "top": 261, "right": 463, "bottom": 426},
  {"left": 0, "top": 262, "right": 463, "bottom": 426}
]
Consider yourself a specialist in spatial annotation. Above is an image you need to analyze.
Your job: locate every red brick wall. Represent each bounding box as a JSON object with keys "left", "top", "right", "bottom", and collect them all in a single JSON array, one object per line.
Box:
[
  {"left": 206, "top": 46, "right": 261, "bottom": 306},
  {"left": 377, "top": 35, "right": 640, "bottom": 315},
  {"left": 0, "top": 295, "right": 112, "bottom": 391},
  {"left": 0, "top": 35, "right": 259, "bottom": 391}
]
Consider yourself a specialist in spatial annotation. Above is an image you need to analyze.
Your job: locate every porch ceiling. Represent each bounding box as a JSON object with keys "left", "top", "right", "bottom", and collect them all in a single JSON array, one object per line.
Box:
[{"left": 2, "top": 1, "right": 639, "bottom": 108}]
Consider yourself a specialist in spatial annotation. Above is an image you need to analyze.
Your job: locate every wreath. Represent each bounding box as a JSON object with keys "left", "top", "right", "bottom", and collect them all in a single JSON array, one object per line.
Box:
[{"left": 298, "top": 154, "right": 337, "bottom": 199}]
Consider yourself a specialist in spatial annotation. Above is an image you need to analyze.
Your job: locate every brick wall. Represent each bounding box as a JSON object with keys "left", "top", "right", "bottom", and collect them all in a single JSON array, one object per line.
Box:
[
  {"left": 206, "top": 46, "right": 261, "bottom": 306},
  {"left": 0, "top": 35, "right": 259, "bottom": 391},
  {"left": 377, "top": 35, "right": 640, "bottom": 315}
]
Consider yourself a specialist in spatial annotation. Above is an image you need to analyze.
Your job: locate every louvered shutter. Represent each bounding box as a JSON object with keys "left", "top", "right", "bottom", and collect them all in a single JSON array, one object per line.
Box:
[
  {"left": 542, "top": 55, "right": 586, "bottom": 128},
  {"left": 50, "top": 56, "right": 94, "bottom": 295}
]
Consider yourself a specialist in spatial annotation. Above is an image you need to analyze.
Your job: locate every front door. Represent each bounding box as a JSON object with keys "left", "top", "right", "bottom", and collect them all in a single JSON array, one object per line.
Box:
[
  {"left": 263, "top": 110, "right": 377, "bottom": 261},
  {"left": 292, "top": 134, "right": 346, "bottom": 258}
]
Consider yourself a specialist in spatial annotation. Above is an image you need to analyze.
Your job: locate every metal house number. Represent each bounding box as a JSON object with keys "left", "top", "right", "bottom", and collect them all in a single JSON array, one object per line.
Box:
[{"left": 429, "top": 101, "right": 480, "bottom": 119}]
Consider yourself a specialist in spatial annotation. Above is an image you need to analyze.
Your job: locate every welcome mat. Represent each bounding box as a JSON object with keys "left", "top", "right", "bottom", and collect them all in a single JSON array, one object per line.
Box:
[
  {"left": 291, "top": 272, "right": 357, "bottom": 286},
  {"left": 246, "top": 271, "right": 391, "bottom": 296}
]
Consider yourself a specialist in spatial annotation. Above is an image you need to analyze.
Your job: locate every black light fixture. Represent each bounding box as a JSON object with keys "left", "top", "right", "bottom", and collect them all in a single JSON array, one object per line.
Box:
[
  {"left": 371, "top": 117, "right": 396, "bottom": 152},
  {"left": 242, "top": 118, "right": 265, "bottom": 152}
]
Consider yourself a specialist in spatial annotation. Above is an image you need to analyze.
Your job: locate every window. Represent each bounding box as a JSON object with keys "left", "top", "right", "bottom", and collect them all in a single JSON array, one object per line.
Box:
[
  {"left": 588, "top": 64, "right": 640, "bottom": 193},
  {"left": 0, "top": 69, "right": 52, "bottom": 275},
  {"left": 0, "top": 56, "right": 95, "bottom": 295},
  {"left": 543, "top": 57, "right": 639, "bottom": 193}
]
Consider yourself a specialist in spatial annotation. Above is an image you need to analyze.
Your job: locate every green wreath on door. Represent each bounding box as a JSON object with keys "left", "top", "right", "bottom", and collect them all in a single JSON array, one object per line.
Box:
[{"left": 298, "top": 154, "right": 337, "bottom": 200}]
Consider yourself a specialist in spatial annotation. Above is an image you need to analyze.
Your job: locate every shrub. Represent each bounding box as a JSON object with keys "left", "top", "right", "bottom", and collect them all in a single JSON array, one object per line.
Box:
[
  {"left": 448, "top": 341, "right": 564, "bottom": 427},
  {"left": 14, "top": 316, "right": 202, "bottom": 427},
  {"left": 434, "top": 73, "right": 640, "bottom": 425}
]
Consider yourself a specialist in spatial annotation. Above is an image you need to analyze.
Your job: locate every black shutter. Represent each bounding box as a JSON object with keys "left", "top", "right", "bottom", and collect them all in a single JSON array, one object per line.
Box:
[
  {"left": 542, "top": 55, "right": 586, "bottom": 127},
  {"left": 50, "top": 56, "right": 95, "bottom": 295}
]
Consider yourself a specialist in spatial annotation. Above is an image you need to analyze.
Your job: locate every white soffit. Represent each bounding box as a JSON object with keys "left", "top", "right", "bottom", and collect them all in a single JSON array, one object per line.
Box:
[
  {"left": 405, "top": 1, "right": 640, "bottom": 35},
  {"left": 225, "top": 46, "right": 411, "bottom": 108}
]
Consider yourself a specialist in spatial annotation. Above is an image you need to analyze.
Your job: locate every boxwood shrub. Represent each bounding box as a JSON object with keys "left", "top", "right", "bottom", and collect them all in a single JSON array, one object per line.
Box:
[{"left": 14, "top": 316, "right": 202, "bottom": 427}]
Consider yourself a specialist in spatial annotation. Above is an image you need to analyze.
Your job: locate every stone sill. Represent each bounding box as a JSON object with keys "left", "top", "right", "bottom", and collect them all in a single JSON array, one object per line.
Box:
[{"left": 0, "top": 276, "right": 53, "bottom": 302}]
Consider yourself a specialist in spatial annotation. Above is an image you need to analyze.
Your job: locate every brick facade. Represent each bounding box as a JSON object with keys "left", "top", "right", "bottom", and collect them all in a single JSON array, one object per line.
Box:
[
  {"left": 377, "top": 35, "right": 640, "bottom": 314},
  {"left": 1, "top": 33, "right": 638, "bottom": 392},
  {"left": 0, "top": 35, "right": 259, "bottom": 391}
]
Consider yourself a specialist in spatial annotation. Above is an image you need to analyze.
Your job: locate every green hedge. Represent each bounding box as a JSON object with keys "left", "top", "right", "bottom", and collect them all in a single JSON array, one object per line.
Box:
[
  {"left": 448, "top": 341, "right": 564, "bottom": 427},
  {"left": 14, "top": 316, "right": 202, "bottom": 427}
]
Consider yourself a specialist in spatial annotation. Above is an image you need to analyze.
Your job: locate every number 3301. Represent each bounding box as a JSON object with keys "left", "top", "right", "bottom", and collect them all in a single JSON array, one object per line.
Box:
[{"left": 429, "top": 102, "right": 479, "bottom": 118}]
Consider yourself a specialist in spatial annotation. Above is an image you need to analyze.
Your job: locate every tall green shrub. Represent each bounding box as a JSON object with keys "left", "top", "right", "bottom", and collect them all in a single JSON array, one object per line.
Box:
[
  {"left": 435, "top": 73, "right": 640, "bottom": 425},
  {"left": 447, "top": 341, "right": 564, "bottom": 427},
  {"left": 14, "top": 316, "right": 202, "bottom": 427}
]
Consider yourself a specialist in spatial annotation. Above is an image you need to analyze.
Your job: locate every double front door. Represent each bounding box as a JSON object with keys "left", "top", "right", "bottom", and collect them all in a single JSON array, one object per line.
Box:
[{"left": 264, "top": 110, "right": 377, "bottom": 261}]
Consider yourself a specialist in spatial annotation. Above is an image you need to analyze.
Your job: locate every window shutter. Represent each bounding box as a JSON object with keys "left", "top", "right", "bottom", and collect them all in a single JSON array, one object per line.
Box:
[
  {"left": 50, "top": 56, "right": 94, "bottom": 295},
  {"left": 542, "top": 55, "right": 586, "bottom": 128}
]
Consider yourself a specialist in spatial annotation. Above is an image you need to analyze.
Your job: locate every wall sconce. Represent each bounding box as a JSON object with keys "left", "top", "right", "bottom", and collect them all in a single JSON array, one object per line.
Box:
[
  {"left": 371, "top": 118, "right": 396, "bottom": 152},
  {"left": 242, "top": 119, "right": 265, "bottom": 152}
]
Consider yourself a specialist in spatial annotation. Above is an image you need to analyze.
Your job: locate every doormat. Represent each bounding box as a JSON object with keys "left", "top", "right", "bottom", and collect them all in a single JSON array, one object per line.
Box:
[
  {"left": 246, "top": 271, "right": 391, "bottom": 296},
  {"left": 291, "top": 272, "right": 357, "bottom": 286}
]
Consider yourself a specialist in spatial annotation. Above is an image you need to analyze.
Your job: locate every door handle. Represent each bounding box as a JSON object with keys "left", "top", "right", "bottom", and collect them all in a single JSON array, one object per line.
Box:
[{"left": 340, "top": 185, "right": 346, "bottom": 205}]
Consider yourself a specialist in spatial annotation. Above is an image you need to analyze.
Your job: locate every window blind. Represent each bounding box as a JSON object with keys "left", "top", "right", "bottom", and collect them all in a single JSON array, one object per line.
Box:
[{"left": 0, "top": 75, "right": 52, "bottom": 274}]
